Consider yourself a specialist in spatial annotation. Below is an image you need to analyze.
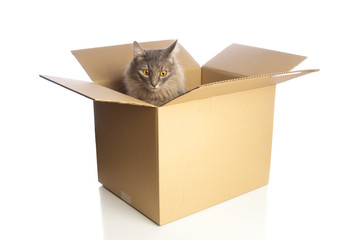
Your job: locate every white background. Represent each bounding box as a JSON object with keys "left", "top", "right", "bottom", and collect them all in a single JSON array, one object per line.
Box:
[{"left": 1, "top": 0, "right": 360, "bottom": 239}]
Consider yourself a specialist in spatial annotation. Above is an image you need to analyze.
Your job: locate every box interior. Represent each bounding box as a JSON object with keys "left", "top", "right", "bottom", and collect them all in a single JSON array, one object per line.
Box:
[{"left": 71, "top": 40, "right": 202, "bottom": 94}]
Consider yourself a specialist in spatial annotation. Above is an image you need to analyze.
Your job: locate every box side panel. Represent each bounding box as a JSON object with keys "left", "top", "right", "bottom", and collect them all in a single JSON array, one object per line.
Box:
[
  {"left": 93, "top": 102, "right": 159, "bottom": 224},
  {"left": 158, "top": 86, "right": 276, "bottom": 225}
]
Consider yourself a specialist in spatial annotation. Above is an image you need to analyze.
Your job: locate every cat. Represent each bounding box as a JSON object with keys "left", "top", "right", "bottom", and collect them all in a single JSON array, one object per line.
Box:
[{"left": 123, "top": 40, "right": 186, "bottom": 106}]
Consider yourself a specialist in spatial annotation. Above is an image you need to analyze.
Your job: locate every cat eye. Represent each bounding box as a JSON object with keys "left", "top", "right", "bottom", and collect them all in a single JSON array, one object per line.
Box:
[
  {"left": 160, "top": 70, "right": 167, "bottom": 77},
  {"left": 142, "top": 69, "right": 150, "bottom": 76}
]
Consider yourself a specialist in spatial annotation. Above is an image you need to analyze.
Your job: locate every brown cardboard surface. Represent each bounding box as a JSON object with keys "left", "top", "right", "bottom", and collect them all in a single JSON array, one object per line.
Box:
[
  {"left": 72, "top": 40, "right": 201, "bottom": 92},
  {"left": 202, "top": 44, "right": 307, "bottom": 84},
  {"left": 94, "top": 102, "right": 160, "bottom": 223},
  {"left": 164, "top": 69, "right": 318, "bottom": 107},
  {"left": 40, "top": 75, "right": 154, "bottom": 107},
  {"left": 42, "top": 40, "right": 318, "bottom": 225},
  {"left": 158, "top": 85, "right": 276, "bottom": 225},
  {"left": 201, "top": 66, "right": 245, "bottom": 84}
]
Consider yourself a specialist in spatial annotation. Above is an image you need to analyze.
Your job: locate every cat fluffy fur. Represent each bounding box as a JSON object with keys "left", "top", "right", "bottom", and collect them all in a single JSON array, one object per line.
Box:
[{"left": 123, "top": 40, "right": 186, "bottom": 106}]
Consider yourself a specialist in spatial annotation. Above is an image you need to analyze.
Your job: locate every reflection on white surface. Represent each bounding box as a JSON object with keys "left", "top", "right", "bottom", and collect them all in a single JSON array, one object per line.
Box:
[{"left": 99, "top": 186, "right": 268, "bottom": 240}]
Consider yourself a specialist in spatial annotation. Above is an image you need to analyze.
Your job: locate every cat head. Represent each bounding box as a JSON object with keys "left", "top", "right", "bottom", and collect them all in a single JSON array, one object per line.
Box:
[{"left": 129, "top": 40, "right": 179, "bottom": 91}]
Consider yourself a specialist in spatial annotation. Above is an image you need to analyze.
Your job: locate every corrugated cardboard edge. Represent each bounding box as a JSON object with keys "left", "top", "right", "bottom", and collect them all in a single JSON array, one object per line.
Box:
[
  {"left": 203, "top": 69, "right": 319, "bottom": 87},
  {"left": 163, "top": 69, "right": 319, "bottom": 107},
  {"left": 41, "top": 69, "right": 318, "bottom": 108},
  {"left": 40, "top": 74, "right": 155, "bottom": 107}
]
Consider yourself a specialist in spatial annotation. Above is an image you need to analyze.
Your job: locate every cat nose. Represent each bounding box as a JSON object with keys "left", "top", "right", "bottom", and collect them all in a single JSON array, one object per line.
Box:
[{"left": 151, "top": 82, "right": 157, "bottom": 87}]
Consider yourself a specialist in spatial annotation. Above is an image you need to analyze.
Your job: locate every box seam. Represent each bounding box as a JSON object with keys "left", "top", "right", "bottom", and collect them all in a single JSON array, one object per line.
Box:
[
  {"left": 266, "top": 85, "right": 277, "bottom": 184},
  {"left": 155, "top": 107, "right": 160, "bottom": 224}
]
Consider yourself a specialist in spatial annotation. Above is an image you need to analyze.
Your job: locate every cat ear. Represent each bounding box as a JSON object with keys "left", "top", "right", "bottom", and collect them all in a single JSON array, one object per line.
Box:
[
  {"left": 133, "top": 41, "right": 146, "bottom": 58},
  {"left": 165, "top": 39, "right": 178, "bottom": 56}
]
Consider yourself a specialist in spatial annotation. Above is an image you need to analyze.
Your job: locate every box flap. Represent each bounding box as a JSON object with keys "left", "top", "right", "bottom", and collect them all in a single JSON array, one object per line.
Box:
[
  {"left": 40, "top": 75, "right": 154, "bottom": 107},
  {"left": 163, "top": 69, "right": 318, "bottom": 106},
  {"left": 203, "top": 44, "right": 307, "bottom": 77},
  {"left": 72, "top": 40, "right": 201, "bottom": 92}
]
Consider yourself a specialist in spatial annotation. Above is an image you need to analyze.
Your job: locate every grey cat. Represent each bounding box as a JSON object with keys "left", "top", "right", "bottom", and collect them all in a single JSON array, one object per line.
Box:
[{"left": 123, "top": 40, "right": 186, "bottom": 106}]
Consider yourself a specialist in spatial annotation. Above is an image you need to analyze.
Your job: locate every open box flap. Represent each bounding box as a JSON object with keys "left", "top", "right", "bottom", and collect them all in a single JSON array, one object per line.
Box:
[
  {"left": 203, "top": 44, "right": 307, "bottom": 77},
  {"left": 72, "top": 40, "right": 200, "bottom": 92},
  {"left": 40, "top": 75, "right": 154, "bottom": 107},
  {"left": 163, "top": 69, "right": 319, "bottom": 107}
]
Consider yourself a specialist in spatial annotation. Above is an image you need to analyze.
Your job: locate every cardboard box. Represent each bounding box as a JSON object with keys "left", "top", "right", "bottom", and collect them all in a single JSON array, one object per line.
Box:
[{"left": 41, "top": 40, "right": 318, "bottom": 225}]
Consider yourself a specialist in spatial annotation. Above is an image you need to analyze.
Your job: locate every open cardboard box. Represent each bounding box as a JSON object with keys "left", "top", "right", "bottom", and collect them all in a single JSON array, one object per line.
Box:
[{"left": 41, "top": 40, "right": 318, "bottom": 225}]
